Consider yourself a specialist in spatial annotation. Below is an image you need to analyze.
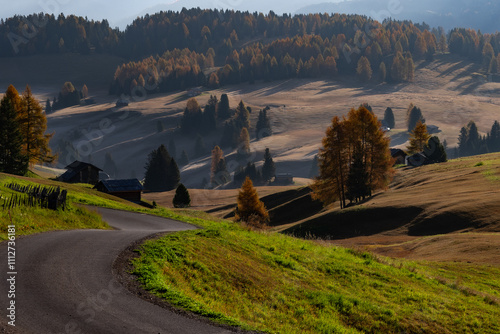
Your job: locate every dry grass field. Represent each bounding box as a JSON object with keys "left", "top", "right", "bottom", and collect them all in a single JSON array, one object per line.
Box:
[{"left": 3, "top": 52, "right": 497, "bottom": 189}]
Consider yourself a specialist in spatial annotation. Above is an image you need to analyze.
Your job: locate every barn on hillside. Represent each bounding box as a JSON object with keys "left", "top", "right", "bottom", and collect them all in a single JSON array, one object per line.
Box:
[
  {"left": 58, "top": 161, "right": 102, "bottom": 185},
  {"left": 94, "top": 179, "right": 143, "bottom": 203}
]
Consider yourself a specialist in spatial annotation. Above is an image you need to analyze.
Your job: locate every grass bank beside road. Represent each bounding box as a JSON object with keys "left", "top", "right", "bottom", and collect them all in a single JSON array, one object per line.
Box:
[{"left": 132, "top": 216, "right": 500, "bottom": 333}]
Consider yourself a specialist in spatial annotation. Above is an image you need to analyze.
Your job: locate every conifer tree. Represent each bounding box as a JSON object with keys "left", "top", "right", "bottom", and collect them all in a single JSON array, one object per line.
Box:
[
  {"left": 217, "top": 93, "right": 231, "bottom": 119},
  {"left": 203, "top": 95, "right": 218, "bottom": 132},
  {"left": 157, "top": 120, "right": 165, "bottom": 133},
  {"left": 424, "top": 136, "right": 447, "bottom": 163},
  {"left": 178, "top": 149, "right": 189, "bottom": 166},
  {"left": 235, "top": 100, "right": 250, "bottom": 130},
  {"left": 256, "top": 108, "right": 272, "bottom": 140},
  {"left": 356, "top": 56, "right": 372, "bottom": 81},
  {"left": 82, "top": 84, "right": 89, "bottom": 99},
  {"left": 220, "top": 120, "right": 238, "bottom": 148},
  {"left": 379, "top": 62, "right": 387, "bottom": 82},
  {"left": 262, "top": 148, "right": 276, "bottom": 183},
  {"left": 488, "top": 120, "right": 500, "bottom": 152},
  {"left": 384, "top": 107, "right": 395, "bottom": 129},
  {"left": 210, "top": 145, "right": 229, "bottom": 185},
  {"left": 312, "top": 106, "right": 392, "bottom": 208},
  {"left": 405, "top": 55, "right": 415, "bottom": 81},
  {"left": 407, "top": 105, "right": 425, "bottom": 132},
  {"left": 238, "top": 127, "right": 250, "bottom": 156},
  {"left": 346, "top": 144, "right": 369, "bottom": 203},
  {"left": 143, "top": 144, "right": 179, "bottom": 192},
  {"left": 0, "top": 96, "right": 28, "bottom": 175},
  {"left": 235, "top": 177, "right": 269, "bottom": 227},
  {"left": 312, "top": 116, "right": 349, "bottom": 208},
  {"left": 173, "top": 183, "right": 191, "bottom": 208},
  {"left": 407, "top": 121, "right": 430, "bottom": 154},
  {"left": 104, "top": 152, "right": 118, "bottom": 178},
  {"left": 194, "top": 134, "right": 207, "bottom": 157},
  {"left": 45, "top": 99, "right": 52, "bottom": 114},
  {"left": 18, "top": 85, "right": 55, "bottom": 164},
  {"left": 5, "top": 85, "right": 22, "bottom": 113}
]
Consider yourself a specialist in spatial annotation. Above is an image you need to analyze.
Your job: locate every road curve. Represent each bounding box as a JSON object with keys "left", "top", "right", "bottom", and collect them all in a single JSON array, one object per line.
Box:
[{"left": 0, "top": 207, "right": 235, "bottom": 334}]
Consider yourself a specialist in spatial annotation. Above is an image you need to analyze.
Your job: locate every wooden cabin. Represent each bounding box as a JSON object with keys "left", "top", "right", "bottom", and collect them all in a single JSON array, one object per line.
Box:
[
  {"left": 58, "top": 161, "right": 102, "bottom": 185},
  {"left": 94, "top": 179, "right": 143, "bottom": 203}
]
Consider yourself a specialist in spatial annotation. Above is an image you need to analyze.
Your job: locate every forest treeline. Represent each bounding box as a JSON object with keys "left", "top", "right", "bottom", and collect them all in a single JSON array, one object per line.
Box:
[{"left": 3, "top": 10, "right": 500, "bottom": 92}]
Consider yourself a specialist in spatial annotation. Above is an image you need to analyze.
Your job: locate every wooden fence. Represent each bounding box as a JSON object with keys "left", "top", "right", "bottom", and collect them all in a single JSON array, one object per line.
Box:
[{"left": 2, "top": 183, "right": 67, "bottom": 211}]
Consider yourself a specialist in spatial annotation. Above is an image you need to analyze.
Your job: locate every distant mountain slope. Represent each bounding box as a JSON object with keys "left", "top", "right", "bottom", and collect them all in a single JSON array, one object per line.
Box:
[{"left": 297, "top": 0, "right": 500, "bottom": 33}]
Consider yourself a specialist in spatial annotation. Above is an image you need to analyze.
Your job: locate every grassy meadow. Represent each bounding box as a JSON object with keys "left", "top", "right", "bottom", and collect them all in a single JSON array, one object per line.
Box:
[{"left": 132, "top": 216, "right": 500, "bottom": 333}]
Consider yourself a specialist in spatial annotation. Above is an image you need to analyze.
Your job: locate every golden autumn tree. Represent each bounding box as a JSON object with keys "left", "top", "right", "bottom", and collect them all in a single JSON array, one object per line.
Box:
[
  {"left": 18, "top": 85, "right": 55, "bottom": 165},
  {"left": 311, "top": 116, "right": 349, "bottom": 209},
  {"left": 407, "top": 120, "right": 431, "bottom": 154},
  {"left": 210, "top": 145, "right": 229, "bottom": 185},
  {"left": 238, "top": 127, "right": 250, "bottom": 156},
  {"left": 5, "top": 85, "right": 22, "bottom": 113},
  {"left": 312, "top": 106, "right": 393, "bottom": 208},
  {"left": 235, "top": 176, "right": 269, "bottom": 228}
]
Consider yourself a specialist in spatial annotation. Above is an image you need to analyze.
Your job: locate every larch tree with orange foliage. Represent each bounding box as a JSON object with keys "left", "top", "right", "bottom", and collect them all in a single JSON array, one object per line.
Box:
[
  {"left": 210, "top": 145, "right": 229, "bottom": 186},
  {"left": 6, "top": 85, "right": 55, "bottom": 165},
  {"left": 407, "top": 120, "right": 431, "bottom": 155},
  {"left": 235, "top": 176, "right": 269, "bottom": 228},
  {"left": 312, "top": 106, "right": 393, "bottom": 208},
  {"left": 18, "top": 85, "right": 55, "bottom": 165}
]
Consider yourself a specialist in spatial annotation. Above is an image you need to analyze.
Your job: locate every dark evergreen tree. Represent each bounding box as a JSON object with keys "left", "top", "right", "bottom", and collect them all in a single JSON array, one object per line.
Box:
[
  {"left": 168, "top": 138, "right": 177, "bottom": 159},
  {"left": 194, "top": 134, "right": 207, "bottom": 157},
  {"left": 45, "top": 98, "right": 52, "bottom": 114},
  {"left": 0, "top": 96, "right": 28, "bottom": 175},
  {"left": 220, "top": 120, "right": 239, "bottom": 148},
  {"left": 234, "top": 162, "right": 261, "bottom": 185},
  {"left": 384, "top": 107, "right": 395, "bottom": 129},
  {"left": 458, "top": 126, "right": 469, "bottom": 157},
  {"left": 173, "top": 183, "right": 191, "bottom": 208},
  {"left": 203, "top": 95, "right": 218, "bottom": 132},
  {"left": 262, "top": 148, "right": 276, "bottom": 183},
  {"left": 157, "top": 120, "right": 165, "bottom": 133},
  {"left": 235, "top": 100, "right": 250, "bottom": 130},
  {"left": 143, "top": 144, "right": 179, "bottom": 192},
  {"left": 255, "top": 107, "right": 272, "bottom": 140},
  {"left": 104, "top": 152, "right": 119, "bottom": 178},
  {"left": 424, "top": 136, "right": 447, "bottom": 163},
  {"left": 407, "top": 105, "right": 425, "bottom": 132},
  {"left": 466, "top": 121, "right": 480, "bottom": 155},
  {"left": 217, "top": 93, "right": 231, "bottom": 120},
  {"left": 178, "top": 149, "right": 189, "bottom": 166},
  {"left": 488, "top": 120, "right": 500, "bottom": 152},
  {"left": 346, "top": 145, "right": 370, "bottom": 203}
]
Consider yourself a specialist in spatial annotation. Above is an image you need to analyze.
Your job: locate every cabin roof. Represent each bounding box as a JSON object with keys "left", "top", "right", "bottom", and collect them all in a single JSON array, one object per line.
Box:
[{"left": 95, "top": 179, "right": 143, "bottom": 192}]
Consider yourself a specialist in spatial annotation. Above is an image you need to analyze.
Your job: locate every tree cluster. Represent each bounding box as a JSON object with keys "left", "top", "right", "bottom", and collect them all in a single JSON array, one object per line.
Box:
[
  {"left": 105, "top": 11, "right": 441, "bottom": 94},
  {"left": 234, "top": 148, "right": 275, "bottom": 186},
  {"left": 0, "top": 85, "right": 55, "bottom": 174},
  {"left": 312, "top": 106, "right": 393, "bottom": 208},
  {"left": 457, "top": 120, "right": 500, "bottom": 157},
  {"left": 180, "top": 97, "right": 217, "bottom": 135}
]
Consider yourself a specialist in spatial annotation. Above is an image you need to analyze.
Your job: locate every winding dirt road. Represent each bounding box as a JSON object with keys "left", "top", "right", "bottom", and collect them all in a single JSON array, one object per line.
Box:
[{"left": 0, "top": 207, "right": 236, "bottom": 334}]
